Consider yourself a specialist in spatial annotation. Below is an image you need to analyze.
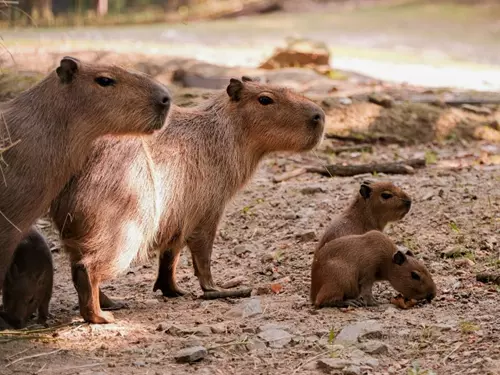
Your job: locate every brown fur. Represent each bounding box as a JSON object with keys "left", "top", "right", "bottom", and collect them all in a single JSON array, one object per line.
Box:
[
  {"left": 310, "top": 230, "right": 437, "bottom": 308},
  {"left": 50, "top": 77, "right": 325, "bottom": 324},
  {"left": 0, "top": 56, "right": 171, "bottom": 291},
  {"left": 0, "top": 227, "right": 53, "bottom": 329},
  {"left": 317, "top": 180, "right": 412, "bottom": 249}
]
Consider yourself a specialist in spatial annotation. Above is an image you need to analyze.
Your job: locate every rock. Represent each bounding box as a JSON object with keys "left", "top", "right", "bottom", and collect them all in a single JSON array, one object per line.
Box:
[
  {"left": 193, "top": 325, "right": 212, "bottom": 337},
  {"left": 221, "top": 276, "right": 246, "bottom": 289},
  {"left": 209, "top": 323, "right": 226, "bottom": 334},
  {"left": 132, "top": 361, "right": 146, "bottom": 367},
  {"left": 300, "top": 186, "right": 326, "bottom": 195},
  {"left": 441, "top": 247, "right": 467, "bottom": 259},
  {"left": 368, "top": 93, "right": 394, "bottom": 108},
  {"left": 165, "top": 324, "right": 191, "bottom": 336},
  {"left": 245, "top": 339, "right": 267, "bottom": 351},
  {"left": 357, "top": 340, "right": 388, "bottom": 355},
  {"left": 227, "top": 298, "right": 262, "bottom": 318},
  {"left": 257, "top": 328, "right": 293, "bottom": 348},
  {"left": 317, "top": 358, "right": 353, "bottom": 372},
  {"left": 296, "top": 231, "right": 317, "bottom": 243},
  {"left": 335, "top": 320, "right": 383, "bottom": 345},
  {"left": 283, "top": 212, "right": 298, "bottom": 220},
  {"left": 461, "top": 104, "right": 492, "bottom": 115},
  {"left": 339, "top": 97, "right": 353, "bottom": 105},
  {"left": 173, "top": 346, "right": 208, "bottom": 363},
  {"left": 156, "top": 322, "right": 170, "bottom": 332},
  {"left": 258, "top": 323, "right": 287, "bottom": 333},
  {"left": 343, "top": 365, "right": 362, "bottom": 375},
  {"left": 233, "top": 244, "right": 255, "bottom": 256},
  {"left": 259, "top": 38, "right": 330, "bottom": 70}
]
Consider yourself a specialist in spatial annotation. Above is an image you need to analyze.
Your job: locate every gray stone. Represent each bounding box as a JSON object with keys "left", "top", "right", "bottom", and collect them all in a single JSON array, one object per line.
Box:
[
  {"left": 174, "top": 346, "right": 208, "bottom": 363},
  {"left": 156, "top": 322, "right": 170, "bottom": 331},
  {"left": 357, "top": 340, "right": 388, "bottom": 355},
  {"left": 317, "top": 358, "right": 353, "bottom": 372},
  {"left": 227, "top": 298, "right": 262, "bottom": 319},
  {"left": 257, "top": 323, "right": 286, "bottom": 333},
  {"left": 233, "top": 244, "right": 255, "bottom": 256},
  {"left": 296, "top": 231, "right": 317, "bottom": 243},
  {"left": 335, "top": 320, "right": 383, "bottom": 345},
  {"left": 209, "top": 323, "right": 226, "bottom": 334},
  {"left": 132, "top": 361, "right": 146, "bottom": 367},
  {"left": 343, "top": 365, "right": 362, "bottom": 375},
  {"left": 193, "top": 325, "right": 212, "bottom": 337},
  {"left": 245, "top": 339, "right": 267, "bottom": 351},
  {"left": 257, "top": 328, "right": 293, "bottom": 348}
]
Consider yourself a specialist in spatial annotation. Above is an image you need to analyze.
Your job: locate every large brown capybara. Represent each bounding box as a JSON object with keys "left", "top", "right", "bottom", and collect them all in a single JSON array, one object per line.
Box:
[
  {"left": 0, "top": 56, "right": 170, "bottom": 295},
  {"left": 50, "top": 76, "right": 325, "bottom": 324}
]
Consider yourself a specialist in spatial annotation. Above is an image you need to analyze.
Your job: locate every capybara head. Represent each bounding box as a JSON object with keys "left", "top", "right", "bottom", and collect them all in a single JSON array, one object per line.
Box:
[
  {"left": 52, "top": 56, "right": 171, "bottom": 135},
  {"left": 359, "top": 180, "right": 412, "bottom": 221},
  {"left": 225, "top": 76, "right": 325, "bottom": 152},
  {"left": 388, "top": 249, "right": 437, "bottom": 302},
  {"left": 2, "top": 264, "right": 44, "bottom": 329}
]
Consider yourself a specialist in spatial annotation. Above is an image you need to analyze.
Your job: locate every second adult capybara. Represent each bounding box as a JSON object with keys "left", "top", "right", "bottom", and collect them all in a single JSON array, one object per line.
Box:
[
  {"left": 50, "top": 76, "right": 325, "bottom": 323},
  {"left": 0, "top": 227, "right": 53, "bottom": 329},
  {"left": 0, "top": 56, "right": 171, "bottom": 291},
  {"left": 316, "top": 180, "right": 412, "bottom": 250},
  {"left": 310, "top": 230, "right": 436, "bottom": 308}
]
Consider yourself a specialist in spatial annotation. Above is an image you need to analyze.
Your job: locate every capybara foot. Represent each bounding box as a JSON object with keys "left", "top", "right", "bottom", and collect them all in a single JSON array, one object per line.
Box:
[
  {"left": 99, "top": 289, "right": 128, "bottom": 311},
  {"left": 202, "top": 287, "right": 252, "bottom": 300},
  {"left": 153, "top": 279, "right": 188, "bottom": 298},
  {"left": 82, "top": 309, "right": 115, "bottom": 324}
]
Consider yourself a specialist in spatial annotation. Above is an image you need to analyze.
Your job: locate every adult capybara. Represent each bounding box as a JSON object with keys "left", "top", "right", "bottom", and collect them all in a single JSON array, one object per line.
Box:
[
  {"left": 316, "top": 180, "right": 412, "bottom": 249},
  {"left": 1, "top": 227, "right": 53, "bottom": 329},
  {"left": 310, "top": 230, "right": 436, "bottom": 308},
  {"left": 0, "top": 56, "right": 171, "bottom": 292},
  {"left": 51, "top": 76, "right": 325, "bottom": 323}
]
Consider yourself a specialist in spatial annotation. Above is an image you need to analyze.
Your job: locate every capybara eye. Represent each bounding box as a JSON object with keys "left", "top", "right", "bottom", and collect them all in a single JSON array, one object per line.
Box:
[
  {"left": 258, "top": 96, "right": 274, "bottom": 105},
  {"left": 381, "top": 192, "right": 393, "bottom": 200},
  {"left": 411, "top": 271, "right": 421, "bottom": 281},
  {"left": 95, "top": 77, "right": 116, "bottom": 87}
]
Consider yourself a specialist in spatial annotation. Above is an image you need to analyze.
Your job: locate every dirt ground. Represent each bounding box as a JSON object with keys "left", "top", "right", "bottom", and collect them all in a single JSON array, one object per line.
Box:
[{"left": 0, "top": 53, "right": 499, "bottom": 375}]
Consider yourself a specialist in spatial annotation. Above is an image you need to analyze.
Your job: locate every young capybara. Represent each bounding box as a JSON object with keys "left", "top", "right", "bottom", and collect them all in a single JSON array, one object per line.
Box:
[
  {"left": 310, "top": 230, "right": 436, "bottom": 308},
  {"left": 0, "top": 227, "right": 53, "bottom": 329},
  {"left": 316, "top": 180, "right": 412, "bottom": 250},
  {"left": 50, "top": 76, "right": 325, "bottom": 323},
  {"left": 0, "top": 56, "right": 171, "bottom": 291}
]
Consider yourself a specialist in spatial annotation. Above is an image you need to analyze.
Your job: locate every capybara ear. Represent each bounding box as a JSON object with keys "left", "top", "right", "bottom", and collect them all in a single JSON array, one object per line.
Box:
[
  {"left": 362, "top": 180, "right": 373, "bottom": 186},
  {"left": 359, "top": 183, "right": 372, "bottom": 199},
  {"left": 241, "top": 76, "right": 253, "bottom": 82},
  {"left": 227, "top": 78, "right": 244, "bottom": 101},
  {"left": 392, "top": 250, "right": 407, "bottom": 266},
  {"left": 405, "top": 249, "right": 415, "bottom": 257},
  {"left": 56, "top": 56, "right": 80, "bottom": 84}
]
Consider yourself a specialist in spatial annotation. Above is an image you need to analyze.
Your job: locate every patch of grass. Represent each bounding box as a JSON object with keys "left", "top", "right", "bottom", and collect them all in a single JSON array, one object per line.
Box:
[
  {"left": 449, "top": 221, "right": 460, "bottom": 233},
  {"left": 424, "top": 150, "right": 438, "bottom": 165},
  {"left": 459, "top": 321, "right": 480, "bottom": 334},
  {"left": 403, "top": 237, "right": 419, "bottom": 252},
  {"left": 408, "top": 362, "right": 436, "bottom": 375}
]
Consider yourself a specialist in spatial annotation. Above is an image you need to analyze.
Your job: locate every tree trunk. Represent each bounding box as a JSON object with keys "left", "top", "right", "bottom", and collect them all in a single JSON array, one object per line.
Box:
[{"left": 96, "top": 0, "right": 108, "bottom": 16}]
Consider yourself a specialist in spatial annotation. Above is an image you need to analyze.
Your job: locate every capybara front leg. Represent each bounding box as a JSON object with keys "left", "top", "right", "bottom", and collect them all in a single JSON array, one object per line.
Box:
[
  {"left": 71, "top": 263, "right": 114, "bottom": 324},
  {"left": 153, "top": 248, "right": 187, "bottom": 297},
  {"left": 188, "top": 226, "right": 251, "bottom": 299},
  {"left": 99, "top": 289, "right": 128, "bottom": 311}
]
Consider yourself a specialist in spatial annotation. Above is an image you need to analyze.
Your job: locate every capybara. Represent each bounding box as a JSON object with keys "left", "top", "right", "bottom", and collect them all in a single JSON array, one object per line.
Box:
[
  {"left": 50, "top": 76, "right": 325, "bottom": 323},
  {"left": 310, "top": 230, "right": 436, "bottom": 308},
  {"left": 0, "top": 227, "right": 53, "bottom": 329},
  {"left": 0, "top": 56, "right": 171, "bottom": 291},
  {"left": 317, "top": 180, "right": 412, "bottom": 249}
]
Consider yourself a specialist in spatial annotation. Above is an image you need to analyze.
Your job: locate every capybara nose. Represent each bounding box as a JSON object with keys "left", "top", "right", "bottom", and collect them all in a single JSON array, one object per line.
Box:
[
  {"left": 403, "top": 199, "right": 412, "bottom": 209},
  {"left": 310, "top": 111, "right": 325, "bottom": 128},
  {"left": 426, "top": 292, "right": 435, "bottom": 302}
]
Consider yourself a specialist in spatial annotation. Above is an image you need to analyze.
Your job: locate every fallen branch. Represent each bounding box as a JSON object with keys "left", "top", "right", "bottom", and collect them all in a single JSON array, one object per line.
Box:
[
  {"left": 325, "top": 132, "right": 407, "bottom": 145},
  {"left": 324, "top": 144, "right": 373, "bottom": 155},
  {"left": 6, "top": 348, "right": 62, "bottom": 367},
  {"left": 202, "top": 287, "right": 252, "bottom": 300},
  {"left": 273, "top": 158, "right": 426, "bottom": 182},
  {"left": 476, "top": 273, "right": 500, "bottom": 285}
]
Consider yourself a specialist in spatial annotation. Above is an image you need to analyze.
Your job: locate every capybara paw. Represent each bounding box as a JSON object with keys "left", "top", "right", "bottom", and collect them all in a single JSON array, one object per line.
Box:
[
  {"left": 154, "top": 281, "right": 188, "bottom": 298},
  {"left": 101, "top": 300, "right": 128, "bottom": 311},
  {"left": 83, "top": 310, "right": 115, "bottom": 324}
]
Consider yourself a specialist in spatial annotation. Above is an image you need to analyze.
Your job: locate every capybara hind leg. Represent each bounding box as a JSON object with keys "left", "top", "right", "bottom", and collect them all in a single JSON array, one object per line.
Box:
[
  {"left": 314, "top": 286, "right": 346, "bottom": 309},
  {"left": 37, "top": 298, "right": 50, "bottom": 326},
  {"left": 188, "top": 226, "right": 250, "bottom": 299},
  {"left": 71, "top": 263, "right": 114, "bottom": 324},
  {"left": 99, "top": 289, "right": 128, "bottom": 311},
  {"left": 153, "top": 248, "right": 187, "bottom": 297}
]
